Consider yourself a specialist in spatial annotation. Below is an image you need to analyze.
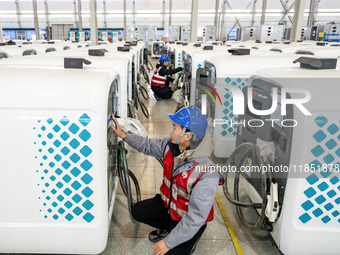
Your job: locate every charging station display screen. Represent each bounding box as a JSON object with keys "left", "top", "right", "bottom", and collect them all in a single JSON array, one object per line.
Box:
[{"left": 199, "top": 74, "right": 208, "bottom": 85}]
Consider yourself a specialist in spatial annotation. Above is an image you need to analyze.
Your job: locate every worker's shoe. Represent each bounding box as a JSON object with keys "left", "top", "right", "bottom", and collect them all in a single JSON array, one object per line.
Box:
[
  {"left": 148, "top": 229, "right": 169, "bottom": 243},
  {"left": 153, "top": 94, "right": 163, "bottom": 101}
]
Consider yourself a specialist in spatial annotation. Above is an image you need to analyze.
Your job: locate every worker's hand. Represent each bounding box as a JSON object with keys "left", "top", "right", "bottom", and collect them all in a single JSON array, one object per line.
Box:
[
  {"left": 111, "top": 115, "right": 126, "bottom": 139},
  {"left": 153, "top": 239, "right": 170, "bottom": 255}
]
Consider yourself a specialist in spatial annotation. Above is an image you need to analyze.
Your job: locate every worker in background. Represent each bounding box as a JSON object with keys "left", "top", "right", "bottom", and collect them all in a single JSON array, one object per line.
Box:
[
  {"left": 151, "top": 54, "right": 183, "bottom": 101},
  {"left": 112, "top": 106, "right": 222, "bottom": 255}
]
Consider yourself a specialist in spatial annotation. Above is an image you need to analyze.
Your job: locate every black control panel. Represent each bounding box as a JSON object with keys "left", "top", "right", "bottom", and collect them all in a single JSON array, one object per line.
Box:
[{"left": 235, "top": 78, "right": 294, "bottom": 205}]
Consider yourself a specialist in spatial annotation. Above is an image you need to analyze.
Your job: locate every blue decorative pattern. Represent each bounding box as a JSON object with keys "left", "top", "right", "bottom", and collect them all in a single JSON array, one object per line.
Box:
[
  {"left": 220, "top": 77, "right": 248, "bottom": 137},
  {"left": 34, "top": 114, "right": 94, "bottom": 223},
  {"left": 299, "top": 114, "right": 340, "bottom": 224}
]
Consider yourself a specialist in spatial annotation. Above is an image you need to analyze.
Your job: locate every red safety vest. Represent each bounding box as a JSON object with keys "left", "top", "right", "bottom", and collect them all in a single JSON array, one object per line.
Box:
[
  {"left": 151, "top": 67, "right": 167, "bottom": 87},
  {"left": 159, "top": 147, "right": 215, "bottom": 222}
]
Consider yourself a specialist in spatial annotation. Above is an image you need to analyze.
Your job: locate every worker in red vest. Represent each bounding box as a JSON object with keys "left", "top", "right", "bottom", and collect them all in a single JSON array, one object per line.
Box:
[
  {"left": 112, "top": 106, "right": 222, "bottom": 255},
  {"left": 151, "top": 54, "right": 183, "bottom": 100}
]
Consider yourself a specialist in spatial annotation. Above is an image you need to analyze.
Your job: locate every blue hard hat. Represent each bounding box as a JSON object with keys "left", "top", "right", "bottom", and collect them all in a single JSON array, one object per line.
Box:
[
  {"left": 160, "top": 54, "right": 170, "bottom": 62},
  {"left": 168, "top": 106, "right": 208, "bottom": 139}
]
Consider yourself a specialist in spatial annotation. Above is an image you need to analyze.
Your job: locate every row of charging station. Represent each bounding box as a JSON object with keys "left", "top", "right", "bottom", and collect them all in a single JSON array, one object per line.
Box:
[
  {"left": 169, "top": 39, "right": 340, "bottom": 254},
  {"left": 0, "top": 41, "right": 90, "bottom": 58},
  {"left": 0, "top": 40, "right": 147, "bottom": 254}
]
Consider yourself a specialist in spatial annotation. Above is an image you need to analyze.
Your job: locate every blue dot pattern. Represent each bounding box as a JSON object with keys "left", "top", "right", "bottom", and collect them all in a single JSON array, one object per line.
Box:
[
  {"left": 299, "top": 114, "right": 340, "bottom": 224},
  {"left": 34, "top": 114, "right": 95, "bottom": 223},
  {"left": 220, "top": 77, "right": 248, "bottom": 137}
]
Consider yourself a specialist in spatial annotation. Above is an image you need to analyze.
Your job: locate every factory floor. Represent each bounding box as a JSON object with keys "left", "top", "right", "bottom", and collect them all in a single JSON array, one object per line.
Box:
[{"left": 100, "top": 59, "right": 283, "bottom": 255}]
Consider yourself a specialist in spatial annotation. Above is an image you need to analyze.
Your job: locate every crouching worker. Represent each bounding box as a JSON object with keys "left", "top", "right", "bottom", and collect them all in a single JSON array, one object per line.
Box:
[
  {"left": 111, "top": 106, "right": 222, "bottom": 255},
  {"left": 151, "top": 54, "right": 183, "bottom": 100}
]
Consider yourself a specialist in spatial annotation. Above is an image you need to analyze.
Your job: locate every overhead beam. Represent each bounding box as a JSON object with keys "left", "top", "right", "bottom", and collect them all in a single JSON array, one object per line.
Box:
[
  {"left": 14, "top": 0, "right": 22, "bottom": 28},
  {"left": 162, "top": 0, "right": 165, "bottom": 29},
  {"left": 32, "top": 0, "right": 40, "bottom": 40},
  {"left": 219, "top": 0, "right": 227, "bottom": 38},
  {"left": 73, "top": 0, "right": 78, "bottom": 27},
  {"left": 43, "top": 0, "right": 51, "bottom": 40},
  {"left": 313, "top": 0, "right": 320, "bottom": 24},
  {"left": 214, "top": 0, "right": 219, "bottom": 39},
  {"left": 78, "top": 0, "right": 83, "bottom": 30},
  {"left": 132, "top": 0, "right": 135, "bottom": 25},
  {"left": 279, "top": 0, "right": 293, "bottom": 23},
  {"left": 225, "top": 0, "right": 242, "bottom": 28},
  {"left": 307, "top": 0, "right": 319, "bottom": 26},
  {"left": 290, "top": 0, "right": 307, "bottom": 42},
  {"left": 123, "top": 0, "right": 126, "bottom": 40},
  {"left": 89, "top": 0, "right": 98, "bottom": 45},
  {"left": 227, "top": 0, "right": 252, "bottom": 39},
  {"left": 190, "top": 0, "right": 199, "bottom": 42},
  {"left": 169, "top": 0, "right": 172, "bottom": 27},
  {"left": 43, "top": 0, "right": 49, "bottom": 27},
  {"left": 0, "top": 17, "right": 4, "bottom": 43},
  {"left": 103, "top": 0, "right": 107, "bottom": 28},
  {"left": 251, "top": 0, "right": 257, "bottom": 26},
  {"left": 279, "top": 0, "right": 296, "bottom": 23},
  {"left": 260, "top": 0, "right": 267, "bottom": 25}
]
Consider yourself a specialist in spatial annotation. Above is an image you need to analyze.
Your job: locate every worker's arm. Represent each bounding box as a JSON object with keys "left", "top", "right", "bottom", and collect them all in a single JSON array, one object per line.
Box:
[
  {"left": 111, "top": 117, "right": 170, "bottom": 158},
  {"left": 164, "top": 170, "right": 220, "bottom": 249},
  {"left": 159, "top": 66, "right": 183, "bottom": 76},
  {"left": 124, "top": 133, "right": 170, "bottom": 158}
]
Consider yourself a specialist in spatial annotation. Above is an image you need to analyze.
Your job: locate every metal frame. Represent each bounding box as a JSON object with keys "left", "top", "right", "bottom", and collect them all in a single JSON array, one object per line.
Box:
[
  {"left": 260, "top": 0, "right": 267, "bottom": 25},
  {"left": 90, "top": 0, "right": 98, "bottom": 45},
  {"left": 14, "top": 0, "right": 22, "bottom": 28},
  {"left": 78, "top": 0, "right": 83, "bottom": 30},
  {"left": 279, "top": 0, "right": 296, "bottom": 23},
  {"left": 32, "top": 0, "right": 40, "bottom": 39},
  {"left": 307, "top": 0, "right": 321, "bottom": 26},
  {"left": 103, "top": 0, "right": 108, "bottom": 28}
]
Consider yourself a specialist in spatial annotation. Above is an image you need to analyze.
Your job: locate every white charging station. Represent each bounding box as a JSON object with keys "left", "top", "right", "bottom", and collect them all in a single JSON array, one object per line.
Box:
[
  {"left": 0, "top": 65, "right": 120, "bottom": 254},
  {"left": 237, "top": 62, "right": 340, "bottom": 255}
]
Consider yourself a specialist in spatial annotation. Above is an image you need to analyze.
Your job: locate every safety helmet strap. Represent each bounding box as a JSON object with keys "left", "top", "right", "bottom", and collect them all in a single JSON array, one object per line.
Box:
[{"left": 175, "top": 127, "right": 187, "bottom": 144}]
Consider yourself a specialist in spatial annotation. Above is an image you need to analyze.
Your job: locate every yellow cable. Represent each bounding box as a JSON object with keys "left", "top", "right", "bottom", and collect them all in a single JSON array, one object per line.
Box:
[{"left": 215, "top": 193, "right": 244, "bottom": 255}]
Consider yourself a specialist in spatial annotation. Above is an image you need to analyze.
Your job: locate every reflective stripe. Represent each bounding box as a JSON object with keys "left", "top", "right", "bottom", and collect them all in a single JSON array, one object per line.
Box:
[
  {"left": 163, "top": 176, "right": 171, "bottom": 188},
  {"left": 151, "top": 80, "right": 165, "bottom": 84},
  {"left": 153, "top": 74, "right": 167, "bottom": 79},
  {"left": 161, "top": 192, "right": 169, "bottom": 204},
  {"left": 170, "top": 202, "right": 186, "bottom": 216},
  {"left": 163, "top": 146, "right": 170, "bottom": 158},
  {"left": 175, "top": 184, "right": 190, "bottom": 199},
  {"left": 186, "top": 164, "right": 211, "bottom": 193},
  {"left": 152, "top": 76, "right": 167, "bottom": 82}
]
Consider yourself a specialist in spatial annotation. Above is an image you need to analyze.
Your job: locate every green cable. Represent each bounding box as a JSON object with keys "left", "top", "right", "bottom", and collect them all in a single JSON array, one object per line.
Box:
[
  {"left": 198, "top": 88, "right": 217, "bottom": 105},
  {"left": 120, "top": 148, "right": 125, "bottom": 170}
]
